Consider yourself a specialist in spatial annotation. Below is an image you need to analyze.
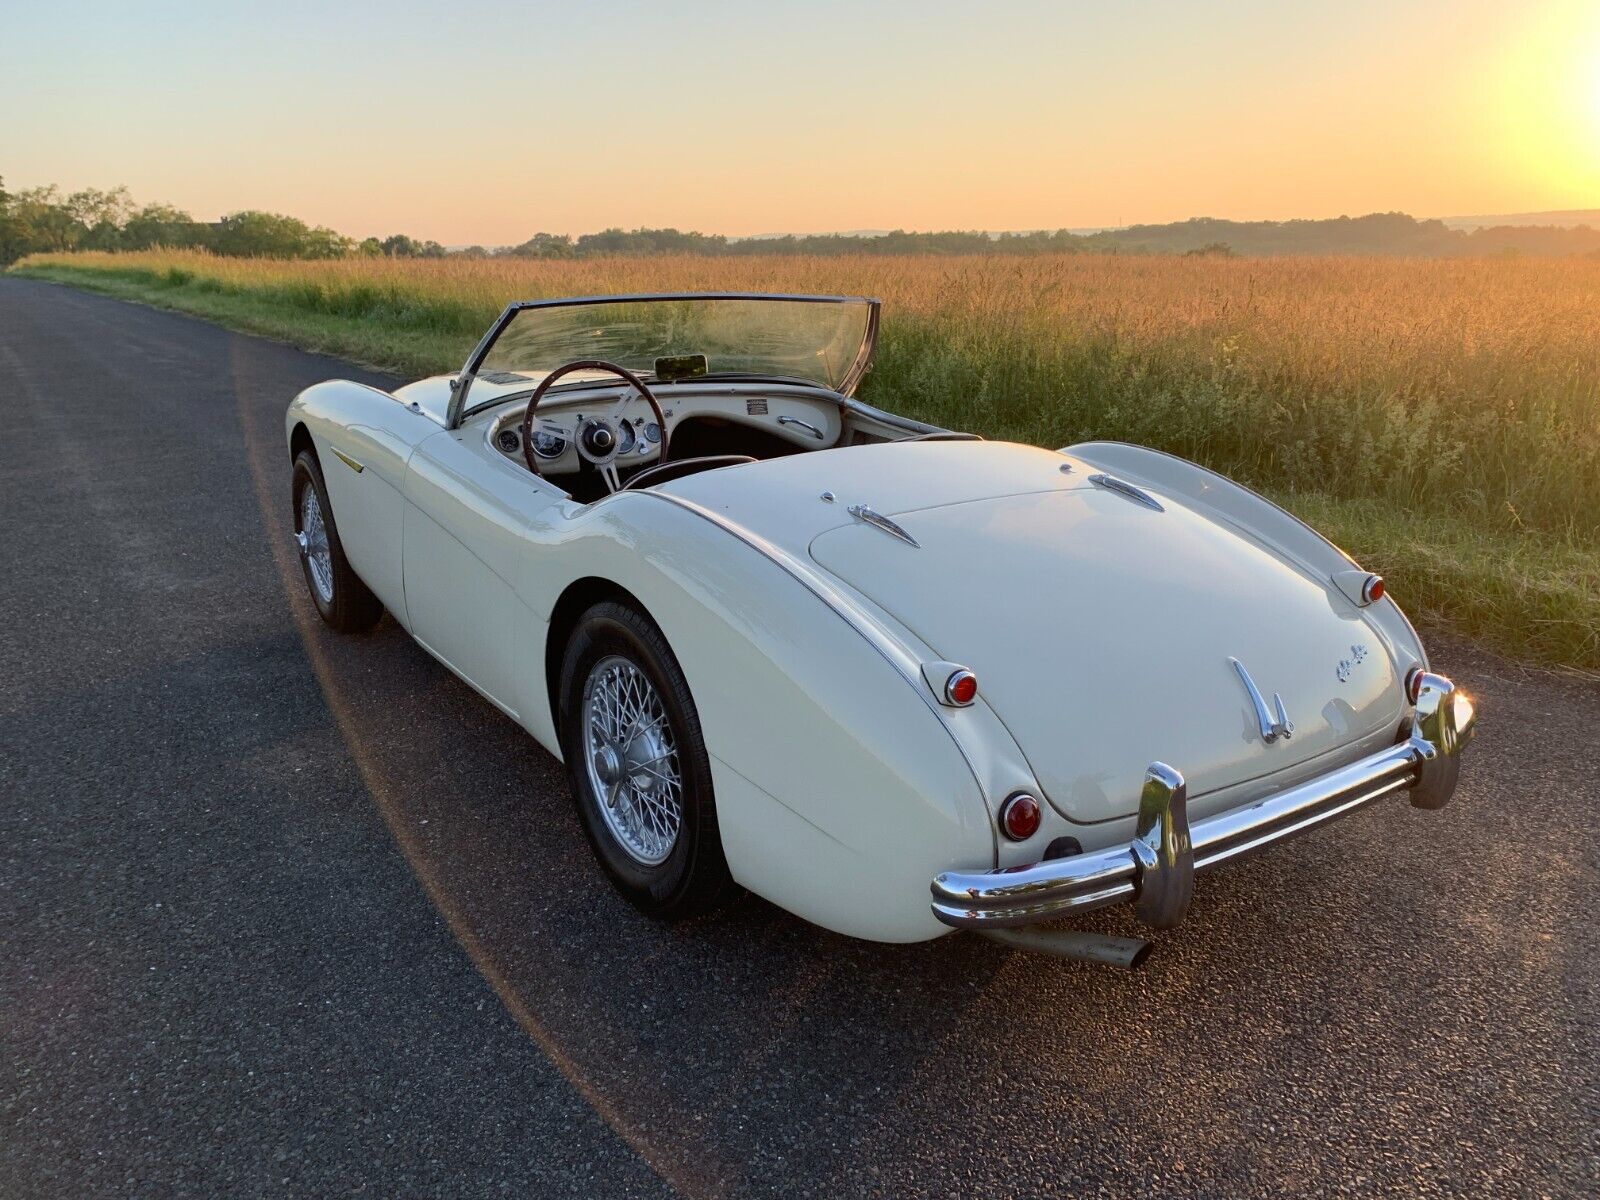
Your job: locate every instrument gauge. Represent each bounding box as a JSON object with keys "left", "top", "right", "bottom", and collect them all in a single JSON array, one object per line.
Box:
[
  {"left": 530, "top": 429, "right": 568, "bottom": 459},
  {"left": 494, "top": 428, "right": 521, "bottom": 455},
  {"left": 644, "top": 422, "right": 662, "bottom": 444},
  {"left": 616, "top": 419, "right": 637, "bottom": 456}
]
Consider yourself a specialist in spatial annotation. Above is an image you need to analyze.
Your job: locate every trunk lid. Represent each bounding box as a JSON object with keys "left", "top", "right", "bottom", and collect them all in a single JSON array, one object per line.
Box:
[{"left": 808, "top": 484, "right": 1403, "bottom": 823}]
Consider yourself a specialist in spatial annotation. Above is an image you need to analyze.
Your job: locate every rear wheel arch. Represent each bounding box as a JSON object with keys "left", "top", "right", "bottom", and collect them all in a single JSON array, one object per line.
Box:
[
  {"left": 544, "top": 577, "right": 648, "bottom": 725},
  {"left": 535, "top": 542, "right": 992, "bottom": 939},
  {"left": 550, "top": 589, "right": 741, "bottom": 918}
]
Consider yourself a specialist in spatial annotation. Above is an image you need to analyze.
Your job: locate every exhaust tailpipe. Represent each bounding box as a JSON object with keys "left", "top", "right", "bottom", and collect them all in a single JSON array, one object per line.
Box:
[{"left": 980, "top": 926, "right": 1152, "bottom": 969}]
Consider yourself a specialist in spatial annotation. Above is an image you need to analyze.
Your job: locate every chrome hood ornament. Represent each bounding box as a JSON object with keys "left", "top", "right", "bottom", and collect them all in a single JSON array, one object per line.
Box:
[{"left": 1229, "top": 657, "right": 1294, "bottom": 743}]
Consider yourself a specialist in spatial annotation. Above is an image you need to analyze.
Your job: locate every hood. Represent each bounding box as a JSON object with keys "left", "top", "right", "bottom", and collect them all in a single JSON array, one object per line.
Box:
[{"left": 806, "top": 477, "right": 1403, "bottom": 823}]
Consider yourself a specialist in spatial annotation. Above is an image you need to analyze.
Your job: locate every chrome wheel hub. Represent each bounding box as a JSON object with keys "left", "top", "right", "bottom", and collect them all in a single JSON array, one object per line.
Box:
[
  {"left": 581, "top": 655, "right": 683, "bottom": 866},
  {"left": 298, "top": 485, "right": 334, "bottom": 604},
  {"left": 592, "top": 744, "right": 623, "bottom": 788}
]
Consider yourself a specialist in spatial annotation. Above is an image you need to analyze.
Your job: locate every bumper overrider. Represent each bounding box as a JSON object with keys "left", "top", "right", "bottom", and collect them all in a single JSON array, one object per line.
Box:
[{"left": 931, "top": 672, "right": 1476, "bottom": 931}]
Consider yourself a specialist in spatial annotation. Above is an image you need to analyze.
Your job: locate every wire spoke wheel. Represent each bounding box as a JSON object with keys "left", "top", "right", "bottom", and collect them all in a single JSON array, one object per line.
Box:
[
  {"left": 582, "top": 655, "right": 683, "bottom": 866},
  {"left": 289, "top": 451, "right": 382, "bottom": 634},
  {"left": 297, "top": 484, "right": 334, "bottom": 603},
  {"left": 559, "top": 601, "right": 738, "bottom": 918}
]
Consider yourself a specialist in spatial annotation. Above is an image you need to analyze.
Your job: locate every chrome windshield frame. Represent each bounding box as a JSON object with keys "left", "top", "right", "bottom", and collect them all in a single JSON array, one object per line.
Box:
[{"left": 446, "top": 292, "right": 881, "bottom": 429}]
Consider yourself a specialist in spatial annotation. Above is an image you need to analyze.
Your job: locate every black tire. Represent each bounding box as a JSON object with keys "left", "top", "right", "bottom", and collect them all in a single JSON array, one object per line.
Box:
[
  {"left": 557, "top": 600, "right": 741, "bottom": 919},
  {"left": 292, "top": 450, "right": 382, "bottom": 633}
]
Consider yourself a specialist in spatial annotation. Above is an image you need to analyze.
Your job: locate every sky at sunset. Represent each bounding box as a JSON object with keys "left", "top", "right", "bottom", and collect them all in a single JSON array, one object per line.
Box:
[{"left": 3, "top": 0, "right": 1598, "bottom": 244}]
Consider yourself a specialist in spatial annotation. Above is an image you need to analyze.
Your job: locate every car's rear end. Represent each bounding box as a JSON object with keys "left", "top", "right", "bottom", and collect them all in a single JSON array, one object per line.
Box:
[{"left": 655, "top": 437, "right": 1475, "bottom": 944}]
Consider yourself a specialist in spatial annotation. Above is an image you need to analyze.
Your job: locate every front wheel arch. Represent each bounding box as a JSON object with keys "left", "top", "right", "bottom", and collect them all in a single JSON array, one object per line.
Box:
[
  {"left": 291, "top": 449, "right": 382, "bottom": 633},
  {"left": 289, "top": 420, "right": 316, "bottom": 466}
]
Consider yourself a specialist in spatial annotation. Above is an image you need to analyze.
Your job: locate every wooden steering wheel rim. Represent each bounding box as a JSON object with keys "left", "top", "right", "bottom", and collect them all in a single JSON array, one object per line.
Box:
[{"left": 519, "top": 359, "right": 669, "bottom": 477}]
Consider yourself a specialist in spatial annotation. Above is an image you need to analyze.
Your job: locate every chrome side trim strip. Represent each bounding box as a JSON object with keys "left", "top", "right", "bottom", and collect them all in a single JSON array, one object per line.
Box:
[{"left": 329, "top": 446, "right": 365, "bottom": 474}]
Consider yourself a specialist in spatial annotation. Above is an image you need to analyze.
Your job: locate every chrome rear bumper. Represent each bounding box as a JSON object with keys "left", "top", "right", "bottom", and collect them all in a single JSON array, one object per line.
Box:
[{"left": 931, "top": 672, "right": 1475, "bottom": 930}]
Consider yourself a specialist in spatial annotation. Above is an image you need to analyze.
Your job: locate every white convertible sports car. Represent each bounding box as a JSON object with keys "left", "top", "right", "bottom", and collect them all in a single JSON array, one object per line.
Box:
[{"left": 285, "top": 293, "right": 1474, "bottom": 964}]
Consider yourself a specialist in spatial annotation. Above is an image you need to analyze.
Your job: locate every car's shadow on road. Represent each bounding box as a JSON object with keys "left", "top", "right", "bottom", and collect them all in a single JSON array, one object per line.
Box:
[
  {"left": 293, "top": 607, "right": 1023, "bottom": 1193},
  {"left": 279, "top": 590, "right": 1596, "bottom": 1197}
]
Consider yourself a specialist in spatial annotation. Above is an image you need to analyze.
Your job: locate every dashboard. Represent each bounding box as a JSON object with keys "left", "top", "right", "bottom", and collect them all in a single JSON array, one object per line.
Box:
[
  {"left": 481, "top": 387, "right": 842, "bottom": 476},
  {"left": 494, "top": 412, "right": 663, "bottom": 463}
]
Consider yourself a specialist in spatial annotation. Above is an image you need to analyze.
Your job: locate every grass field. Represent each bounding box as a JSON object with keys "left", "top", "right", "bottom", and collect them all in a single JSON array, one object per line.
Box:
[{"left": 13, "top": 248, "right": 1599, "bottom": 670}]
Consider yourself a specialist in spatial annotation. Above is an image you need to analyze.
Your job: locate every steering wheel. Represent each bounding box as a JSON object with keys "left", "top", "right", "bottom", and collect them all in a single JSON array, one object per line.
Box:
[{"left": 520, "top": 359, "right": 670, "bottom": 493}]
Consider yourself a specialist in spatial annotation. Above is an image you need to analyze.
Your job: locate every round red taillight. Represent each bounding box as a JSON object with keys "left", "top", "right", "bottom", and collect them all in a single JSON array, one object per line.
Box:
[
  {"left": 1000, "top": 792, "right": 1041, "bottom": 841},
  {"left": 945, "top": 669, "right": 978, "bottom": 706},
  {"left": 1405, "top": 665, "right": 1425, "bottom": 704},
  {"left": 1363, "top": 574, "right": 1386, "bottom": 604}
]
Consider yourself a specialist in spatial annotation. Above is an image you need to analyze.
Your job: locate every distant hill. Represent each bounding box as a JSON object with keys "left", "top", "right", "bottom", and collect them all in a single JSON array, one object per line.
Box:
[
  {"left": 991, "top": 213, "right": 1600, "bottom": 257},
  {"left": 454, "top": 212, "right": 1600, "bottom": 260},
  {"left": 718, "top": 212, "right": 1600, "bottom": 257},
  {"left": 1440, "top": 209, "right": 1600, "bottom": 231},
  {"left": 736, "top": 229, "right": 893, "bottom": 241}
]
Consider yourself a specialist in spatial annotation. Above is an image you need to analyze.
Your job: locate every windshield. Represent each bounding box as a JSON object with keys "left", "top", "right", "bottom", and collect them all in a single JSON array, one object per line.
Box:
[{"left": 469, "top": 294, "right": 878, "bottom": 406}]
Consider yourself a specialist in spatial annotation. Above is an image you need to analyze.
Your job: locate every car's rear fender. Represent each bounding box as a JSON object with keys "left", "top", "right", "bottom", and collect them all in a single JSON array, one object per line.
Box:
[
  {"left": 1065, "top": 441, "right": 1429, "bottom": 673},
  {"left": 515, "top": 491, "right": 1012, "bottom": 942}
]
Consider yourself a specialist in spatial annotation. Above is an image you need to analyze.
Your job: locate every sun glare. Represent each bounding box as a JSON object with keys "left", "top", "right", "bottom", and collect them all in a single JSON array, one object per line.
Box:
[
  {"left": 1591, "top": 49, "right": 1600, "bottom": 133},
  {"left": 1489, "top": 9, "right": 1600, "bottom": 197}
]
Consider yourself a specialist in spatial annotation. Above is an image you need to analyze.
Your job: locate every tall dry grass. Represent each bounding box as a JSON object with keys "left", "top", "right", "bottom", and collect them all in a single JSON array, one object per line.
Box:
[
  {"left": 17, "top": 248, "right": 1600, "bottom": 542},
  {"left": 13, "top": 247, "right": 1600, "bottom": 665}
]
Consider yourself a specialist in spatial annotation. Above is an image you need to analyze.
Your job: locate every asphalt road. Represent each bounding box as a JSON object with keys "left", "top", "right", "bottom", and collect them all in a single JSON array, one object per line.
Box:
[{"left": 1, "top": 277, "right": 1597, "bottom": 1199}]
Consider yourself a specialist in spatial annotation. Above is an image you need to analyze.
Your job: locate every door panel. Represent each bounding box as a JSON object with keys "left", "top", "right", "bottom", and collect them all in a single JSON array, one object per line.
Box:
[{"left": 402, "top": 430, "right": 565, "bottom": 716}]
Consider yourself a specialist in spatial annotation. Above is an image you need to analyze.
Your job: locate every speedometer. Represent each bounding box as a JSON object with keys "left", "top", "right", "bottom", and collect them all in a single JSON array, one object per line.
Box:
[{"left": 616, "top": 419, "right": 637, "bottom": 456}]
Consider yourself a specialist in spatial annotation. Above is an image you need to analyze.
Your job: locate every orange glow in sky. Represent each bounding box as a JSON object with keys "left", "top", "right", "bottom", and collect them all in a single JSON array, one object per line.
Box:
[
  {"left": 1590, "top": 48, "right": 1600, "bottom": 133},
  {"left": 1, "top": 0, "right": 1596, "bottom": 243}
]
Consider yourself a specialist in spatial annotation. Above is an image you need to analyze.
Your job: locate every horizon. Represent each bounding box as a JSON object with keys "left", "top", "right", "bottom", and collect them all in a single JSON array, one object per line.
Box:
[{"left": 3, "top": 0, "right": 1598, "bottom": 243}]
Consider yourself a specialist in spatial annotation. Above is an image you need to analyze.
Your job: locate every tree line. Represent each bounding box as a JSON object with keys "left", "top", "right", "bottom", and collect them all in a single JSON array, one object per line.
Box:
[
  {"left": 0, "top": 178, "right": 461, "bottom": 264},
  {"left": 5, "top": 175, "right": 1599, "bottom": 264},
  {"left": 490, "top": 216, "right": 1600, "bottom": 259}
]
